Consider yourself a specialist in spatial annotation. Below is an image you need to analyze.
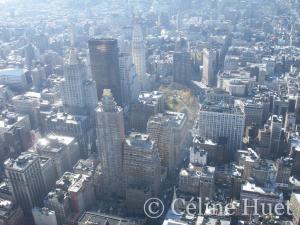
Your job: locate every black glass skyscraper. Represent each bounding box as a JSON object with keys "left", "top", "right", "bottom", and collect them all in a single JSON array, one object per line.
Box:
[{"left": 88, "top": 38, "right": 122, "bottom": 105}]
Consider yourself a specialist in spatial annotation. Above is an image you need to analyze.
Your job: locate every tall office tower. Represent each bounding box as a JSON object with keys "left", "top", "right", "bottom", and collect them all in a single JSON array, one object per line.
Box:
[
  {"left": 295, "top": 90, "right": 300, "bottom": 124},
  {"left": 4, "top": 152, "right": 46, "bottom": 215},
  {"left": 238, "top": 99, "right": 264, "bottom": 127},
  {"left": 124, "top": 133, "right": 162, "bottom": 214},
  {"left": 202, "top": 48, "right": 217, "bottom": 87},
  {"left": 95, "top": 89, "right": 125, "bottom": 196},
  {"left": 61, "top": 48, "right": 97, "bottom": 115},
  {"left": 0, "top": 110, "right": 31, "bottom": 162},
  {"left": 173, "top": 51, "right": 192, "bottom": 85},
  {"left": 132, "top": 24, "right": 147, "bottom": 89},
  {"left": 88, "top": 38, "right": 122, "bottom": 104},
  {"left": 269, "top": 115, "right": 283, "bottom": 158},
  {"left": 12, "top": 91, "right": 41, "bottom": 129},
  {"left": 130, "top": 91, "right": 165, "bottom": 132},
  {"left": 31, "top": 64, "right": 46, "bottom": 91},
  {"left": 119, "top": 51, "right": 140, "bottom": 106},
  {"left": 147, "top": 111, "right": 188, "bottom": 177},
  {"left": 24, "top": 43, "right": 40, "bottom": 71},
  {"left": 197, "top": 102, "right": 245, "bottom": 158}
]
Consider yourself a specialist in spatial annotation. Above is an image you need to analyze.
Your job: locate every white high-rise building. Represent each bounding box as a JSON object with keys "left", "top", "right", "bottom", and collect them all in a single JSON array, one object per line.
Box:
[
  {"left": 197, "top": 102, "right": 245, "bottom": 158},
  {"left": 202, "top": 48, "right": 217, "bottom": 87},
  {"left": 132, "top": 24, "right": 147, "bottom": 89},
  {"left": 61, "top": 48, "right": 97, "bottom": 115},
  {"left": 95, "top": 89, "right": 125, "bottom": 196},
  {"left": 119, "top": 40, "right": 141, "bottom": 105}
]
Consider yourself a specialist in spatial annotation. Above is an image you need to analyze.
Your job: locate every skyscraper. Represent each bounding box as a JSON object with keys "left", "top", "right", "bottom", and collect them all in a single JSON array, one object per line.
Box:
[
  {"left": 202, "top": 48, "right": 217, "bottom": 87},
  {"left": 61, "top": 48, "right": 98, "bottom": 115},
  {"left": 95, "top": 89, "right": 125, "bottom": 196},
  {"left": 119, "top": 51, "right": 140, "bottom": 106},
  {"left": 269, "top": 115, "right": 282, "bottom": 157},
  {"left": 4, "top": 152, "right": 46, "bottom": 215},
  {"left": 88, "top": 38, "right": 122, "bottom": 104},
  {"left": 147, "top": 111, "right": 188, "bottom": 177},
  {"left": 124, "top": 132, "right": 162, "bottom": 194},
  {"left": 132, "top": 24, "right": 147, "bottom": 89},
  {"left": 197, "top": 102, "right": 245, "bottom": 158},
  {"left": 173, "top": 51, "right": 192, "bottom": 84},
  {"left": 124, "top": 132, "right": 162, "bottom": 214}
]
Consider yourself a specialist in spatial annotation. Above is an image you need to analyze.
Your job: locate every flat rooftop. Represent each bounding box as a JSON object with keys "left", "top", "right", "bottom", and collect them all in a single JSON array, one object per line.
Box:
[
  {"left": 126, "top": 132, "right": 154, "bottom": 150},
  {"left": 36, "top": 134, "right": 75, "bottom": 153},
  {"left": 4, "top": 152, "right": 38, "bottom": 172},
  {"left": 78, "top": 211, "right": 132, "bottom": 225},
  {"left": 200, "top": 101, "right": 243, "bottom": 115}
]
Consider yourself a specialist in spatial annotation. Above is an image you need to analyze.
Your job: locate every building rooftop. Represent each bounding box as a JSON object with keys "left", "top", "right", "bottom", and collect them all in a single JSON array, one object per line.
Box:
[
  {"left": 200, "top": 101, "right": 243, "bottom": 115},
  {"left": 78, "top": 211, "right": 133, "bottom": 225},
  {"left": 0, "top": 68, "right": 26, "bottom": 77},
  {"left": 0, "top": 110, "right": 27, "bottom": 130},
  {"left": 4, "top": 152, "right": 39, "bottom": 172},
  {"left": 73, "top": 158, "right": 99, "bottom": 176},
  {"left": 196, "top": 216, "right": 231, "bottom": 225},
  {"left": 180, "top": 164, "right": 215, "bottom": 179},
  {"left": 12, "top": 91, "right": 41, "bottom": 101},
  {"left": 126, "top": 132, "right": 154, "bottom": 150},
  {"left": 0, "top": 198, "right": 17, "bottom": 219},
  {"left": 45, "top": 188, "right": 69, "bottom": 204},
  {"left": 46, "top": 112, "right": 87, "bottom": 125},
  {"left": 242, "top": 181, "right": 280, "bottom": 197},
  {"left": 35, "top": 134, "right": 75, "bottom": 153},
  {"left": 149, "top": 111, "right": 186, "bottom": 128},
  {"left": 138, "top": 91, "right": 164, "bottom": 106}
]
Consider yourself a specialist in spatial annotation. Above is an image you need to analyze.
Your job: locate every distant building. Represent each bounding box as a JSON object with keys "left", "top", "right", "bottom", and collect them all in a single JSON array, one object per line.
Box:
[
  {"left": 73, "top": 158, "right": 102, "bottom": 197},
  {"left": 179, "top": 165, "right": 215, "bottom": 199},
  {"left": 238, "top": 99, "right": 264, "bottom": 127},
  {"left": 119, "top": 52, "right": 140, "bottom": 105},
  {"left": 202, "top": 49, "right": 217, "bottom": 87},
  {"left": 31, "top": 65, "right": 46, "bottom": 91},
  {"left": 56, "top": 172, "right": 95, "bottom": 214},
  {"left": 240, "top": 181, "right": 282, "bottom": 216},
  {"left": 130, "top": 91, "right": 165, "bottom": 132},
  {"left": 4, "top": 152, "right": 46, "bottom": 215},
  {"left": 0, "top": 198, "right": 24, "bottom": 225},
  {"left": 147, "top": 111, "right": 188, "bottom": 177},
  {"left": 198, "top": 102, "right": 245, "bottom": 157},
  {"left": 34, "top": 134, "right": 80, "bottom": 177},
  {"left": 124, "top": 133, "right": 163, "bottom": 215},
  {"left": 0, "top": 68, "right": 27, "bottom": 91},
  {"left": 269, "top": 115, "right": 283, "bottom": 157},
  {"left": 88, "top": 38, "right": 122, "bottom": 104},
  {"left": 191, "top": 136, "right": 225, "bottom": 165},
  {"left": 276, "top": 157, "right": 292, "bottom": 189},
  {"left": 132, "top": 24, "right": 147, "bottom": 89},
  {"left": 12, "top": 91, "right": 40, "bottom": 129},
  {"left": 32, "top": 207, "right": 58, "bottom": 225},
  {"left": 44, "top": 112, "right": 94, "bottom": 158},
  {"left": 78, "top": 212, "right": 140, "bottom": 225},
  {"left": 290, "top": 192, "right": 300, "bottom": 225},
  {"left": 44, "top": 189, "right": 71, "bottom": 225},
  {"left": 173, "top": 51, "right": 192, "bottom": 85},
  {"left": 61, "top": 48, "right": 97, "bottom": 115},
  {"left": 0, "top": 110, "right": 31, "bottom": 164}
]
